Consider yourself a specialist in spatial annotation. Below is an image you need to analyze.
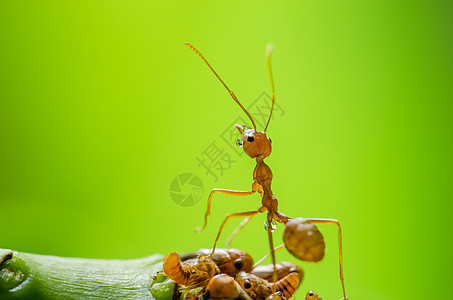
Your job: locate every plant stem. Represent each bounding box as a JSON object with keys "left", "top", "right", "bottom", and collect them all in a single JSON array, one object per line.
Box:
[{"left": 0, "top": 248, "right": 172, "bottom": 299}]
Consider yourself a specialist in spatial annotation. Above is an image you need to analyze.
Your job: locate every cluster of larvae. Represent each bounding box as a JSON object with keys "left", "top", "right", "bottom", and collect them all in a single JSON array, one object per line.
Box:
[{"left": 162, "top": 248, "right": 327, "bottom": 300}]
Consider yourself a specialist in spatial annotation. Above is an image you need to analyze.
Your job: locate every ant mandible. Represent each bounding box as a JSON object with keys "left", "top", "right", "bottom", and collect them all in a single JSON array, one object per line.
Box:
[{"left": 184, "top": 42, "right": 347, "bottom": 299}]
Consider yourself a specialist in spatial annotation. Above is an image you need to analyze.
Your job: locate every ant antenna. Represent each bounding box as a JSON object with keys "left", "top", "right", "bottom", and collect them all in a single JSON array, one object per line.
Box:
[
  {"left": 264, "top": 43, "right": 275, "bottom": 132},
  {"left": 185, "top": 42, "right": 257, "bottom": 130}
]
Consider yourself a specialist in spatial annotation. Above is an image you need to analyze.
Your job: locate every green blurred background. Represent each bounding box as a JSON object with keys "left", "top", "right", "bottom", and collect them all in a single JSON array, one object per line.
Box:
[{"left": 1, "top": 1, "right": 452, "bottom": 299}]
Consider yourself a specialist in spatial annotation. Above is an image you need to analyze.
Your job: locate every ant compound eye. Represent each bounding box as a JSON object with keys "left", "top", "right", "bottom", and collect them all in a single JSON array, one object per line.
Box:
[
  {"left": 233, "top": 259, "right": 244, "bottom": 270},
  {"left": 309, "top": 291, "right": 314, "bottom": 296},
  {"left": 243, "top": 281, "right": 252, "bottom": 289},
  {"left": 269, "top": 138, "right": 272, "bottom": 144},
  {"left": 236, "top": 138, "right": 244, "bottom": 147},
  {"left": 247, "top": 136, "right": 255, "bottom": 142}
]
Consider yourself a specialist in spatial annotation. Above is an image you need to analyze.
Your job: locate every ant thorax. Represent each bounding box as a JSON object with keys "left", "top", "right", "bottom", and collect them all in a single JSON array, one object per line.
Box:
[{"left": 235, "top": 125, "right": 272, "bottom": 158}]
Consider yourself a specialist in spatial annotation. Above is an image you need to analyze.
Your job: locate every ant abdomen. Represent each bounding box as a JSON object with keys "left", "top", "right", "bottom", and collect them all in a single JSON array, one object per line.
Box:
[{"left": 283, "top": 218, "right": 325, "bottom": 262}]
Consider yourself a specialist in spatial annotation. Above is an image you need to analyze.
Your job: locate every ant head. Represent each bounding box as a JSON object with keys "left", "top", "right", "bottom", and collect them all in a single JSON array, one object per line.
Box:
[{"left": 235, "top": 124, "right": 272, "bottom": 159}]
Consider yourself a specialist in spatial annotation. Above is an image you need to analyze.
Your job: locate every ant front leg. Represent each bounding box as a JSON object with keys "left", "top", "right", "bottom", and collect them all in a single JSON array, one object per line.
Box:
[
  {"left": 306, "top": 218, "right": 347, "bottom": 300},
  {"left": 209, "top": 210, "right": 263, "bottom": 257},
  {"left": 196, "top": 187, "right": 257, "bottom": 233}
]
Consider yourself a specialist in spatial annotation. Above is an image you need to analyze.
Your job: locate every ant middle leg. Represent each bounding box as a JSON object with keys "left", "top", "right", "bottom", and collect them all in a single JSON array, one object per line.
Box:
[
  {"left": 225, "top": 213, "right": 258, "bottom": 246},
  {"left": 196, "top": 188, "right": 256, "bottom": 233},
  {"left": 306, "top": 218, "right": 347, "bottom": 300},
  {"left": 209, "top": 210, "right": 262, "bottom": 257}
]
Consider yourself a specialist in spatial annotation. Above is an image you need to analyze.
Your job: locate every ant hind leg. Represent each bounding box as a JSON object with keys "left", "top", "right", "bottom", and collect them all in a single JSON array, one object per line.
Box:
[{"left": 306, "top": 218, "right": 347, "bottom": 300}]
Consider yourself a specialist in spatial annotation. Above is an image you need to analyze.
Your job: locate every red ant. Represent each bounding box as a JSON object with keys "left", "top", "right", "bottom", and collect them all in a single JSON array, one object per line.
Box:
[{"left": 185, "top": 43, "right": 347, "bottom": 299}]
